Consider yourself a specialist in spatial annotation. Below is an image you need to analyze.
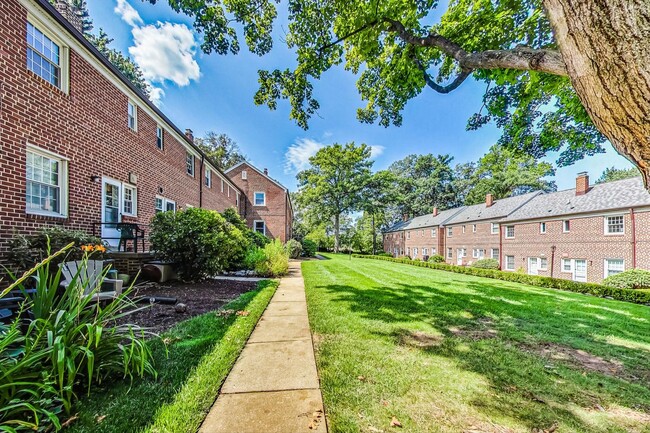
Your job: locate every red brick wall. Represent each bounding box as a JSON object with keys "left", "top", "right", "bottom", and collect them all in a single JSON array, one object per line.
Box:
[
  {"left": 0, "top": 0, "right": 239, "bottom": 256},
  {"left": 403, "top": 227, "right": 441, "bottom": 259},
  {"left": 227, "top": 163, "right": 292, "bottom": 242},
  {"left": 383, "top": 231, "right": 405, "bottom": 256},
  {"left": 444, "top": 221, "right": 500, "bottom": 265}
]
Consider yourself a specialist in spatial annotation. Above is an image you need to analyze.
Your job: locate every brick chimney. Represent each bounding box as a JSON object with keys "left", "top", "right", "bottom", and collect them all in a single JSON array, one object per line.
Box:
[
  {"left": 54, "top": 0, "right": 84, "bottom": 33},
  {"left": 432, "top": 207, "right": 439, "bottom": 217},
  {"left": 264, "top": 168, "right": 269, "bottom": 175},
  {"left": 184, "top": 129, "right": 194, "bottom": 143},
  {"left": 402, "top": 214, "right": 409, "bottom": 222},
  {"left": 485, "top": 193, "right": 494, "bottom": 207},
  {"left": 576, "top": 172, "right": 590, "bottom": 196}
]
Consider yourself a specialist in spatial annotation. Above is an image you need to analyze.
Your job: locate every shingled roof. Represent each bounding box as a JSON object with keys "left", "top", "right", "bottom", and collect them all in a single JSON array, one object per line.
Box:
[
  {"left": 385, "top": 207, "right": 466, "bottom": 233},
  {"left": 445, "top": 191, "right": 542, "bottom": 225},
  {"left": 503, "top": 177, "right": 650, "bottom": 222}
]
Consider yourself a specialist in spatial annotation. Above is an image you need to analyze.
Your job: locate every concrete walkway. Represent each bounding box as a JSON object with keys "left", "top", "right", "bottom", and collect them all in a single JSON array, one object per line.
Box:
[{"left": 200, "top": 261, "right": 327, "bottom": 433}]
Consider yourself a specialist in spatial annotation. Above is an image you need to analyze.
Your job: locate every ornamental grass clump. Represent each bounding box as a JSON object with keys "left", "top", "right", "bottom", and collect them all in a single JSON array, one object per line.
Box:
[{"left": 0, "top": 243, "right": 156, "bottom": 431}]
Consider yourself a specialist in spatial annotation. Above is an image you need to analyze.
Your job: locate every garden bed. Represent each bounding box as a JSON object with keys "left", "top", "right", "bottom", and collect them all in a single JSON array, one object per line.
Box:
[{"left": 119, "top": 279, "right": 259, "bottom": 334}]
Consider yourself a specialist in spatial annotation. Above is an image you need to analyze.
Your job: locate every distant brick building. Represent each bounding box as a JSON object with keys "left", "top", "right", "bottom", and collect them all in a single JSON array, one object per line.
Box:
[
  {"left": 226, "top": 162, "right": 294, "bottom": 242},
  {"left": 383, "top": 173, "right": 650, "bottom": 283}
]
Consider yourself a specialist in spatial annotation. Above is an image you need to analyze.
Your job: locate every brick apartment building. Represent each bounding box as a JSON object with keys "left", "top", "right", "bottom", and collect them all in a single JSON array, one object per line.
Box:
[
  {"left": 384, "top": 173, "right": 650, "bottom": 283},
  {"left": 0, "top": 0, "right": 292, "bottom": 254},
  {"left": 226, "top": 162, "right": 294, "bottom": 242}
]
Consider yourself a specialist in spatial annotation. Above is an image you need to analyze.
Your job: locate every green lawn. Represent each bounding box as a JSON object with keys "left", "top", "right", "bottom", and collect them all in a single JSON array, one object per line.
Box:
[
  {"left": 67, "top": 280, "right": 277, "bottom": 433},
  {"left": 303, "top": 254, "right": 650, "bottom": 433}
]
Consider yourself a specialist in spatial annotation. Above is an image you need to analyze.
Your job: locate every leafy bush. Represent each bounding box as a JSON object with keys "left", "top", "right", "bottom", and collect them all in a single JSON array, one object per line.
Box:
[
  {"left": 221, "top": 207, "right": 269, "bottom": 249},
  {"left": 603, "top": 269, "right": 650, "bottom": 289},
  {"left": 1, "top": 245, "right": 155, "bottom": 431},
  {"left": 255, "top": 240, "right": 290, "bottom": 277},
  {"left": 352, "top": 255, "right": 650, "bottom": 305},
  {"left": 301, "top": 239, "right": 317, "bottom": 257},
  {"left": 7, "top": 227, "right": 105, "bottom": 273},
  {"left": 376, "top": 251, "right": 393, "bottom": 258},
  {"left": 285, "top": 239, "right": 303, "bottom": 259},
  {"left": 428, "top": 255, "right": 445, "bottom": 263},
  {"left": 471, "top": 258, "right": 500, "bottom": 269},
  {"left": 150, "top": 208, "right": 246, "bottom": 281},
  {"left": 243, "top": 247, "right": 266, "bottom": 271}
]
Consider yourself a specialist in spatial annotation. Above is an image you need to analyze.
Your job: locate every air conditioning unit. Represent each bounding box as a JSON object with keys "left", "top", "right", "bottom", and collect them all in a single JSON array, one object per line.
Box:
[{"left": 141, "top": 262, "right": 176, "bottom": 283}]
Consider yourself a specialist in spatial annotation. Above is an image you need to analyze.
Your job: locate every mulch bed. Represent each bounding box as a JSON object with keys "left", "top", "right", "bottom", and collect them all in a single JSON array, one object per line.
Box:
[{"left": 117, "top": 278, "right": 259, "bottom": 334}]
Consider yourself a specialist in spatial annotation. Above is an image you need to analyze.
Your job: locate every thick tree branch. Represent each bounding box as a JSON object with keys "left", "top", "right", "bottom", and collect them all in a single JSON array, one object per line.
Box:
[{"left": 385, "top": 18, "right": 568, "bottom": 76}]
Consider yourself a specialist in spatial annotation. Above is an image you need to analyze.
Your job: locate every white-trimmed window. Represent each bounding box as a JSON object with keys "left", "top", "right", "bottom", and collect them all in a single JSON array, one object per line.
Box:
[
  {"left": 491, "top": 248, "right": 499, "bottom": 260},
  {"left": 561, "top": 258, "right": 572, "bottom": 273},
  {"left": 505, "top": 255, "right": 515, "bottom": 270},
  {"left": 26, "top": 22, "right": 67, "bottom": 91},
  {"left": 242, "top": 170, "right": 248, "bottom": 180},
  {"left": 413, "top": 247, "right": 418, "bottom": 257},
  {"left": 227, "top": 186, "right": 230, "bottom": 197},
  {"left": 505, "top": 225, "right": 515, "bottom": 239},
  {"left": 236, "top": 193, "right": 240, "bottom": 207},
  {"left": 605, "top": 215, "right": 624, "bottom": 235},
  {"left": 420, "top": 230, "right": 424, "bottom": 237},
  {"left": 540, "top": 222, "right": 546, "bottom": 234},
  {"left": 563, "top": 220, "right": 570, "bottom": 233},
  {"left": 462, "top": 225, "right": 466, "bottom": 233},
  {"left": 155, "top": 196, "right": 176, "bottom": 213},
  {"left": 254, "top": 220, "right": 266, "bottom": 235},
  {"left": 473, "top": 249, "right": 485, "bottom": 259},
  {"left": 156, "top": 126, "right": 164, "bottom": 150},
  {"left": 221, "top": 179, "right": 224, "bottom": 193},
  {"left": 254, "top": 191, "right": 265, "bottom": 206},
  {"left": 604, "top": 259, "right": 624, "bottom": 278},
  {"left": 472, "top": 224, "right": 477, "bottom": 233},
  {"left": 123, "top": 185, "right": 137, "bottom": 216},
  {"left": 431, "top": 229, "right": 436, "bottom": 237},
  {"left": 407, "top": 231, "right": 411, "bottom": 239},
  {"left": 491, "top": 223, "right": 499, "bottom": 234},
  {"left": 205, "top": 168, "right": 212, "bottom": 188},
  {"left": 447, "top": 227, "right": 453, "bottom": 237},
  {"left": 431, "top": 247, "right": 436, "bottom": 254},
  {"left": 186, "top": 152, "right": 195, "bottom": 176},
  {"left": 540, "top": 257, "right": 548, "bottom": 270},
  {"left": 406, "top": 247, "right": 411, "bottom": 256},
  {"left": 25, "top": 146, "right": 68, "bottom": 217},
  {"left": 422, "top": 248, "right": 428, "bottom": 256},
  {"left": 127, "top": 101, "right": 137, "bottom": 130},
  {"left": 447, "top": 248, "right": 453, "bottom": 258}
]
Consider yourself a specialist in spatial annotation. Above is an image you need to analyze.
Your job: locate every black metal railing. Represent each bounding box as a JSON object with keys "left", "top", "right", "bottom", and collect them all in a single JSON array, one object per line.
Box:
[{"left": 92, "top": 222, "right": 148, "bottom": 253}]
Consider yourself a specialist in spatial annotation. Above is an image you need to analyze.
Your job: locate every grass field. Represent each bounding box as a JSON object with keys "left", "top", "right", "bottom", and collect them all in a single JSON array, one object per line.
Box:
[{"left": 303, "top": 254, "right": 650, "bottom": 433}]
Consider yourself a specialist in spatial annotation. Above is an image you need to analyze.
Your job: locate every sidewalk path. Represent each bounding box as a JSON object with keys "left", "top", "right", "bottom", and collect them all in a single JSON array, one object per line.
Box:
[{"left": 199, "top": 261, "right": 327, "bottom": 433}]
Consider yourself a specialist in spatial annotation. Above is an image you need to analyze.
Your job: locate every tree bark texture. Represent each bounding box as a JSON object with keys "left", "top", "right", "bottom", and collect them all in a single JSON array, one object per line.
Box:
[
  {"left": 334, "top": 213, "right": 340, "bottom": 254},
  {"left": 544, "top": 0, "right": 650, "bottom": 186}
]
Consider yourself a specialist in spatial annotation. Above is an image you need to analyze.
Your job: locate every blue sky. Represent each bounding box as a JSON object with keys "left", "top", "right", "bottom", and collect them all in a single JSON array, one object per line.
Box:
[{"left": 87, "top": 0, "right": 634, "bottom": 191}]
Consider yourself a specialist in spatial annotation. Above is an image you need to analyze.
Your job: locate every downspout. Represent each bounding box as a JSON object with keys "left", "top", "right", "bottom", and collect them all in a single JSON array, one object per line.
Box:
[
  {"left": 550, "top": 245, "right": 556, "bottom": 278},
  {"left": 499, "top": 224, "right": 503, "bottom": 269},
  {"left": 631, "top": 208, "right": 637, "bottom": 268},
  {"left": 199, "top": 155, "right": 205, "bottom": 208}
]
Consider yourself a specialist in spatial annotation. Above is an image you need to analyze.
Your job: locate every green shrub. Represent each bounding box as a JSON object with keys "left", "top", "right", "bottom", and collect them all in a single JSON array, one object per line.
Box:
[
  {"left": 285, "top": 239, "right": 303, "bottom": 259},
  {"left": 376, "top": 251, "right": 393, "bottom": 258},
  {"left": 150, "top": 208, "right": 246, "bottom": 281},
  {"left": 243, "top": 247, "right": 266, "bottom": 271},
  {"left": 255, "top": 240, "right": 289, "bottom": 277},
  {"left": 221, "top": 207, "right": 269, "bottom": 249},
  {"left": 603, "top": 269, "right": 650, "bottom": 289},
  {"left": 7, "top": 227, "right": 105, "bottom": 273},
  {"left": 471, "top": 258, "right": 500, "bottom": 269},
  {"left": 301, "top": 239, "right": 317, "bottom": 257},
  {"left": 1, "top": 245, "right": 155, "bottom": 430},
  {"left": 428, "top": 254, "right": 445, "bottom": 263},
  {"left": 351, "top": 254, "right": 650, "bottom": 305}
]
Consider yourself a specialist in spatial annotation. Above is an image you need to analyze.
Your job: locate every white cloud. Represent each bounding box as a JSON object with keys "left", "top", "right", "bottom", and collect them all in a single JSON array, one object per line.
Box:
[
  {"left": 148, "top": 86, "right": 165, "bottom": 107},
  {"left": 114, "top": 0, "right": 143, "bottom": 26},
  {"left": 285, "top": 138, "right": 325, "bottom": 174},
  {"left": 129, "top": 22, "right": 200, "bottom": 87},
  {"left": 370, "top": 145, "right": 385, "bottom": 159}
]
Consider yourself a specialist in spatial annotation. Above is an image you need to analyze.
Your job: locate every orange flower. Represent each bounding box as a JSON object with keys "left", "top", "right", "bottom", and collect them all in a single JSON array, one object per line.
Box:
[
  {"left": 81, "top": 244, "right": 94, "bottom": 252},
  {"left": 94, "top": 245, "right": 106, "bottom": 253}
]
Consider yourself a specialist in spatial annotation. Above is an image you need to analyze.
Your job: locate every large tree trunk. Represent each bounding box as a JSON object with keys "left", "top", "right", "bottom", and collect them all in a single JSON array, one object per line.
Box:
[
  {"left": 544, "top": 0, "right": 650, "bottom": 186},
  {"left": 371, "top": 213, "right": 376, "bottom": 255},
  {"left": 333, "top": 213, "right": 340, "bottom": 253}
]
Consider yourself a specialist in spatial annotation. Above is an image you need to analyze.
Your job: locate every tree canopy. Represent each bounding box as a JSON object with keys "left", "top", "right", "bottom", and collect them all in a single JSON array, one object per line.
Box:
[
  {"left": 596, "top": 167, "right": 640, "bottom": 184},
  {"left": 194, "top": 132, "right": 246, "bottom": 170}
]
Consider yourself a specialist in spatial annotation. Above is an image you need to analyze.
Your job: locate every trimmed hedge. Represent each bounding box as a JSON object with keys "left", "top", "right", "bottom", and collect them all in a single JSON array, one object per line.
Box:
[
  {"left": 352, "top": 254, "right": 650, "bottom": 305},
  {"left": 603, "top": 269, "right": 650, "bottom": 290},
  {"left": 471, "top": 258, "right": 500, "bottom": 269}
]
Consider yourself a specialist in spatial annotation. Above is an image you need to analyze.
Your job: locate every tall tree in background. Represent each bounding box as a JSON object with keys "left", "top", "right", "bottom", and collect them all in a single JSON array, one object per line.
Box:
[
  {"left": 387, "top": 154, "right": 457, "bottom": 223},
  {"left": 151, "top": 0, "right": 650, "bottom": 187},
  {"left": 596, "top": 167, "right": 640, "bottom": 184},
  {"left": 195, "top": 132, "right": 246, "bottom": 170},
  {"left": 451, "top": 162, "right": 477, "bottom": 207},
  {"left": 360, "top": 170, "right": 397, "bottom": 254},
  {"left": 464, "top": 145, "right": 556, "bottom": 205},
  {"left": 297, "top": 143, "right": 373, "bottom": 253}
]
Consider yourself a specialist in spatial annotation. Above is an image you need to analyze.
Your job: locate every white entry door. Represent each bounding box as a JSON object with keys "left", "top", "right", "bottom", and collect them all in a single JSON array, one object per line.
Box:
[
  {"left": 528, "top": 257, "right": 539, "bottom": 275},
  {"left": 102, "top": 178, "right": 122, "bottom": 247},
  {"left": 573, "top": 259, "right": 587, "bottom": 282},
  {"left": 456, "top": 249, "right": 464, "bottom": 265}
]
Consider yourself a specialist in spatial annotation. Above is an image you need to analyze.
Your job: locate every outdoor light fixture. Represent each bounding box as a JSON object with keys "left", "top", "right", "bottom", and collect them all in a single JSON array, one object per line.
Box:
[{"left": 90, "top": 175, "right": 101, "bottom": 183}]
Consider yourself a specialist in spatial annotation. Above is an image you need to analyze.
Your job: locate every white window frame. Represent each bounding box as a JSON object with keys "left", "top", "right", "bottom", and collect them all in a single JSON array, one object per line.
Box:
[
  {"left": 539, "top": 257, "right": 548, "bottom": 270},
  {"left": 122, "top": 185, "right": 137, "bottom": 217},
  {"left": 155, "top": 196, "right": 176, "bottom": 213},
  {"left": 505, "top": 225, "right": 515, "bottom": 239},
  {"left": 127, "top": 100, "right": 137, "bottom": 131},
  {"left": 413, "top": 247, "right": 418, "bottom": 256},
  {"left": 604, "top": 215, "right": 625, "bottom": 235},
  {"left": 407, "top": 231, "right": 411, "bottom": 239},
  {"left": 205, "top": 168, "right": 212, "bottom": 188},
  {"left": 563, "top": 220, "right": 570, "bottom": 233},
  {"left": 165, "top": 199, "right": 176, "bottom": 212},
  {"left": 422, "top": 248, "right": 428, "bottom": 256},
  {"left": 254, "top": 192, "right": 266, "bottom": 206},
  {"left": 447, "top": 227, "right": 453, "bottom": 237},
  {"left": 156, "top": 125, "right": 164, "bottom": 150},
  {"left": 242, "top": 170, "right": 248, "bottom": 180},
  {"left": 186, "top": 152, "right": 195, "bottom": 177},
  {"left": 561, "top": 258, "right": 572, "bottom": 273},
  {"left": 472, "top": 224, "right": 477, "bottom": 233},
  {"left": 25, "top": 144, "right": 69, "bottom": 218},
  {"left": 540, "top": 222, "right": 546, "bottom": 234},
  {"left": 604, "top": 259, "right": 625, "bottom": 278},
  {"left": 505, "top": 255, "right": 515, "bottom": 271},
  {"left": 431, "top": 229, "right": 436, "bottom": 237},
  {"left": 462, "top": 225, "right": 466, "bottom": 233},
  {"left": 26, "top": 19, "right": 70, "bottom": 93},
  {"left": 491, "top": 223, "right": 499, "bottom": 234},
  {"left": 221, "top": 179, "right": 224, "bottom": 193},
  {"left": 447, "top": 248, "right": 452, "bottom": 259},
  {"left": 491, "top": 248, "right": 499, "bottom": 260}
]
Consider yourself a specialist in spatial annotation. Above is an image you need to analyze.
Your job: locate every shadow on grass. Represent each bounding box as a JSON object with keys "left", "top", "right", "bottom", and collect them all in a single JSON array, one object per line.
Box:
[
  {"left": 319, "top": 279, "right": 650, "bottom": 431},
  {"left": 67, "top": 287, "right": 262, "bottom": 433}
]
